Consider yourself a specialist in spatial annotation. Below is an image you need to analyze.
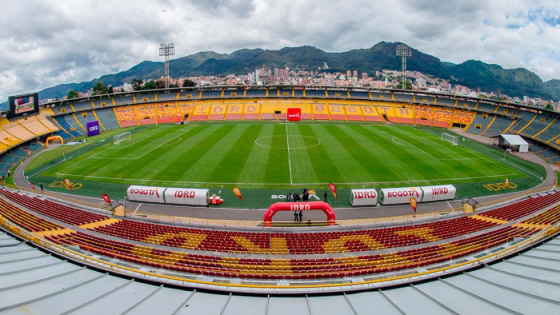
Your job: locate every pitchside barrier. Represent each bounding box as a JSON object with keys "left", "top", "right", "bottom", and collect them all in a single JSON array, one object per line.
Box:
[
  {"left": 127, "top": 185, "right": 209, "bottom": 206},
  {"left": 351, "top": 185, "right": 456, "bottom": 206},
  {"left": 350, "top": 189, "right": 379, "bottom": 206}
]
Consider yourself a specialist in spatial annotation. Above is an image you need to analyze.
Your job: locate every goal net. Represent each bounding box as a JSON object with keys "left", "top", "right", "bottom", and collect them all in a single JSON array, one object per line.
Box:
[
  {"left": 113, "top": 132, "right": 131, "bottom": 145},
  {"left": 441, "top": 133, "right": 459, "bottom": 145}
]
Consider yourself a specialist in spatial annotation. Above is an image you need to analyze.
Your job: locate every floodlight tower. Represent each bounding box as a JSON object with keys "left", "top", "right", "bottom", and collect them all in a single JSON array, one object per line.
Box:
[
  {"left": 396, "top": 44, "right": 411, "bottom": 90},
  {"left": 159, "top": 43, "right": 175, "bottom": 89}
]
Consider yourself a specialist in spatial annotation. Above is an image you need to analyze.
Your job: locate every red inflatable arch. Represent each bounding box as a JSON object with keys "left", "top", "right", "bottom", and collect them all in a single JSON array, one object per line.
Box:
[{"left": 264, "top": 201, "right": 336, "bottom": 227}]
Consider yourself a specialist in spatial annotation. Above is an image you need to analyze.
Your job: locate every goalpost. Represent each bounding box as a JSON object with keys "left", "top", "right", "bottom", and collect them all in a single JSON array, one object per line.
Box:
[
  {"left": 113, "top": 132, "right": 131, "bottom": 145},
  {"left": 441, "top": 133, "right": 459, "bottom": 146}
]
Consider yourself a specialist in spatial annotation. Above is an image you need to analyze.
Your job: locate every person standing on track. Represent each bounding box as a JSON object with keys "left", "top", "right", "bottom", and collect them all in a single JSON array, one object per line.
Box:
[
  {"left": 298, "top": 210, "right": 302, "bottom": 222},
  {"left": 324, "top": 190, "right": 328, "bottom": 203},
  {"left": 294, "top": 211, "right": 298, "bottom": 222}
]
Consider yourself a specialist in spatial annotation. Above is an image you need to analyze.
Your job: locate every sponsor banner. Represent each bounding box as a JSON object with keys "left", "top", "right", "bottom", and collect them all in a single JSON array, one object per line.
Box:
[
  {"left": 87, "top": 120, "right": 100, "bottom": 137},
  {"left": 287, "top": 108, "right": 301, "bottom": 121},
  {"left": 350, "top": 189, "right": 378, "bottom": 207},
  {"left": 127, "top": 185, "right": 165, "bottom": 203},
  {"left": 164, "top": 188, "right": 209, "bottom": 206},
  {"left": 380, "top": 187, "right": 422, "bottom": 205},
  {"left": 420, "top": 185, "right": 456, "bottom": 202}
]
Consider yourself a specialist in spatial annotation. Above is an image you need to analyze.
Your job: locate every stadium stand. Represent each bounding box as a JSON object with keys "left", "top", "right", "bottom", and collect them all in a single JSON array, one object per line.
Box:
[
  {"left": 115, "top": 105, "right": 139, "bottom": 127},
  {"left": 327, "top": 90, "right": 347, "bottom": 98},
  {"left": 536, "top": 119, "right": 560, "bottom": 142},
  {"left": 348, "top": 91, "right": 370, "bottom": 99},
  {"left": 482, "top": 116, "right": 514, "bottom": 136},
  {"left": 346, "top": 105, "right": 364, "bottom": 121},
  {"left": 305, "top": 90, "right": 326, "bottom": 98},
  {"left": 466, "top": 112, "right": 494, "bottom": 134},
  {"left": 432, "top": 107, "right": 453, "bottom": 128},
  {"left": 476, "top": 102, "right": 498, "bottom": 113},
  {"left": 63, "top": 115, "right": 86, "bottom": 135},
  {"left": 435, "top": 97, "right": 456, "bottom": 107},
  {"left": 312, "top": 102, "right": 330, "bottom": 120},
  {"left": 158, "top": 91, "right": 178, "bottom": 101},
  {"left": 113, "top": 96, "right": 135, "bottom": 106},
  {"left": 37, "top": 108, "right": 59, "bottom": 131},
  {"left": 414, "top": 105, "right": 434, "bottom": 126},
  {"left": 225, "top": 102, "right": 244, "bottom": 120},
  {"left": 520, "top": 113, "right": 555, "bottom": 138},
  {"left": 242, "top": 102, "right": 262, "bottom": 120},
  {"left": 19, "top": 116, "right": 51, "bottom": 136},
  {"left": 51, "top": 116, "right": 80, "bottom": 138},
  {"left": 510, "top": 110, "right": 538, "bottom": 133},
  {"left": 91, "top": 98, "right": 111, "bottom": 108},
  {"left": 451, "top": 109, "right": 475, "bottom": 126},
  {"left": 74, "top": 111, "right": 98, "bottom": 131},
  {"left": 72, "top": 100, "right": 94, "bottom": 111},
  {"left": 52, "top": 104, "right": 74, "bottom": 115},
  {"left": 136, "top": 104, "right": 156, "bottom": 125},
  {"left": 457, "top": 100, "right": 477, "bottom": 109},
  {"left": 394, "top": 105, "right": 415, "bottom": 124},
  {"left": 156, "top": 102, "right": 176, "bottom": 123},
  {"left": 208, "top": 104, "right": 227, "bottom": 121},
  {"left": 174, "top": 102, "right": 196, "bottom": 122},
  {"left": 393, "top": 93, "right": 414, "bottom": 103},
  {"left": 136, "top": 93, "right": 156, "bottom": 104},
  {"left": 201, "top": 90, "right": 222, "bottom": 99},
  {"left": 371, "top": 92, "right": 393, "bottom": 102},
  {"left": 415, "top": 95, "right": 436, "bottom": 105},
  {"left": 279, "top": 89, "right": 293, "bottom": 97},
  {"left": 190, "top": 103, "right": 211, "bottom": 121},
  {"left": 246, "top": 90, "right": 267, "bottom": 97},
  {"left": 293, "top": 89, "right": 304, "bottom": 97},
  {"left": 329, "top": 103, "right": 347, "bottom": 121},
  {"left": 94, "top": 108, "right": 121, "bottom": 130}
]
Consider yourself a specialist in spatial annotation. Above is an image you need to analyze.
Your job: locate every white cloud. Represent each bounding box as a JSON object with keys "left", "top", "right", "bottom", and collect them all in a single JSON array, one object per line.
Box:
[{"left": 1, "top": 0, "right": 560, "bottom": 102}]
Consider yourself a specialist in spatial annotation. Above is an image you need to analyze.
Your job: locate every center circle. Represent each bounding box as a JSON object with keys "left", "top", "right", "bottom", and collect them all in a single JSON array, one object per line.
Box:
[{"left": 254, "top": 135, "right": 321, "bottom": 149}]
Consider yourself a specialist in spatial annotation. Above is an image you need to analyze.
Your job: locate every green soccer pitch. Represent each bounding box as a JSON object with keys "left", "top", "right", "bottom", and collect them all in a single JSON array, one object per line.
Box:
[{"left": 27, "top": 123, "right": 544, "bottom": 194}]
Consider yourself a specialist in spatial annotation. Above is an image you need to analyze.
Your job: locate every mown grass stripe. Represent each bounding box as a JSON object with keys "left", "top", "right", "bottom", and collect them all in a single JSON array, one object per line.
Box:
[
  {"left": 351, "top": 125, "right": 449, "bottom": 180},
  {"left": 236, "top": 125, "right": 276, "bottom": 187},
  {"left": 377, "top": 125, "right": 492, "bottom": 177},
  {"left": 286, "top": 124, "right": 319, "bottom": 184},
  {"left": 206, "top": 124, "right": 264, "bottom": 183},
  {"left": 263, "top": 124, "right": 290, "bottom": 184},
  {"left": 298, "top": 125, "right": 347, "bottom": 184}
]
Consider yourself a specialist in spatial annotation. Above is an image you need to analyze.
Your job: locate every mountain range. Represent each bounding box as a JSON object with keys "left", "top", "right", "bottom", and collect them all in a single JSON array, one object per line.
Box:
[{"left": 3, "top": 42, "right": 559, "bottom": 110}]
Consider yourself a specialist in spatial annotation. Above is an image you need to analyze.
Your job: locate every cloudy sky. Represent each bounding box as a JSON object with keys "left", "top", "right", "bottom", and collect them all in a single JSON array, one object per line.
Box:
[{"left": 1, "top": 0, "right": 560, "bottom": 102}]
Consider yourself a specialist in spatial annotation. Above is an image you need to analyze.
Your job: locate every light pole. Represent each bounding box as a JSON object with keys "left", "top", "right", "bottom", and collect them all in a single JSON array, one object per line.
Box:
[
  {"left": 159, "top": 43, "right": 175, "bottom": 89},
  {"left": 396, "top": 44, "right": 411, "bottom": 90}
]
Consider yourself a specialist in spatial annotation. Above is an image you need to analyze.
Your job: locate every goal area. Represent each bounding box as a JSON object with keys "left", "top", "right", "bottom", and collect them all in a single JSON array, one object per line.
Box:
[
  {"left": 441, "top": 133, "right": 459, "bottom": 145},
  {"left": 113, "top": 132, "right": 131, "bottom": 145}
]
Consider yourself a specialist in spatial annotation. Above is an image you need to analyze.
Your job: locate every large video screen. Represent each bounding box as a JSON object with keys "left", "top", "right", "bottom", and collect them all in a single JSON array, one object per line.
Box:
[{"left": 8, "top": 93, "right": 39, "bottom": 119}]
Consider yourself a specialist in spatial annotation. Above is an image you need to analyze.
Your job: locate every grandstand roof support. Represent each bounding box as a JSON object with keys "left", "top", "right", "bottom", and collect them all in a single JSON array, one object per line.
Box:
[{"left": 159, "top": 43, "right": 175, "bottom": 90}]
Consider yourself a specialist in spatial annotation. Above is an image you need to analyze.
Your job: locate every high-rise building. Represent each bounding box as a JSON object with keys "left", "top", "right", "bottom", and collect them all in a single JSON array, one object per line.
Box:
[
  {"left": 362, "top": 72, "right": 368, "bottom": 79},
  {"left": 346, "top": 70, "right": 351, "bottom": 78},
  {"left": 323, "top": 62, "right": 329, "bottom": 70},
  {"left": 267, "top": 69, "right": 272, "bottom": 77},
  {"left": 353, "top": 70, "right": 358, "bottom": 78},
  {"left": 274, "top": 68, "right": 279, "bottom": 77}
]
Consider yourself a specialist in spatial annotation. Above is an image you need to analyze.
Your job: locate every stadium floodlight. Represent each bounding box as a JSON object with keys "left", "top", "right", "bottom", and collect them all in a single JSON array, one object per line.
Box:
[
  {"left": 159, "top": 43, "right": 175, "bottom": 89},
  {"left": 396, "top": 44, "right": 411, "bottom": 90}
]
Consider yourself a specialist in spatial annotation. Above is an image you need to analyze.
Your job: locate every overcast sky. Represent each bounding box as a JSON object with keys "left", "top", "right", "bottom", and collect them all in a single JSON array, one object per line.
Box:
[{"left": 1, "top": 0, "right": 560, "bottom": 102}]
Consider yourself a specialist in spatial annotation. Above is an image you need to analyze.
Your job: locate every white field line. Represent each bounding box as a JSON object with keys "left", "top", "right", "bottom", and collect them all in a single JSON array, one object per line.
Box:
[
  {"left": 27, "top": 156, "right": 75, "bottom": 178},
  {"left": 286, "top": 123, "right": 293, "bottom": 184},
  {"left": 54, "top": 172, "right": 513, "bottom": 186},
  {"left": 90, "top": 130, "right": 189, "bottom": 160},
  {"left": 52, "top": 127, "right": 165, "bottom": 175},
  {"left": 382, "top": 131, "right": 440, "bottom": 161}
]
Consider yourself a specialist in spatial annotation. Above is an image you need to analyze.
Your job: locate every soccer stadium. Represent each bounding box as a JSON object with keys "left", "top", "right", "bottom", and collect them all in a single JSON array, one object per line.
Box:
[{"left": 1, "top": 86, "right": 560, "bottom": 313}]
